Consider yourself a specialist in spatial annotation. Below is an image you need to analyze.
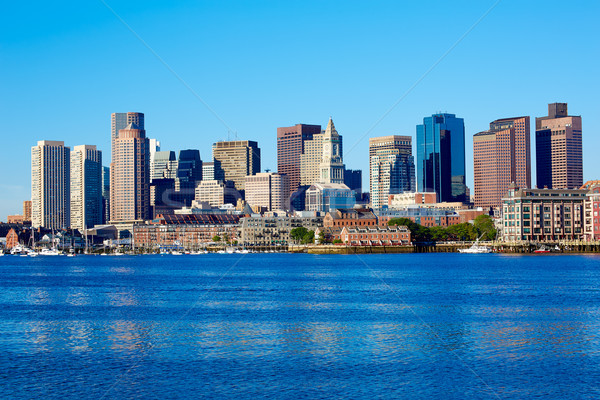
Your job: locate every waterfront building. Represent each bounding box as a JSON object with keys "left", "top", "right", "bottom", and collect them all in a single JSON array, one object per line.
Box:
[
  {"left": 323, "top": 208, "right": 378, "bottom": 228},
  {"left": 388, "top": 192, "right": 438, "bottom": 207},
  {"left": 110, "top": 123, "right": 150, "bottom": 223},
  {"left": 151, "top": 151, "right": 178, "bottom": 181},
  {"left": 305, "top": 183, "right": 356, "bottom": 213},
  {"left": 340, "top": 225, "right": 411, "bottom": 246},
  {"left": 202, "top": 160, "right": 225, "bottom": 181},
  {"left": 23, "top": 201, "right": 31, "bottom": 222},
  {"left": 195, "top": 180, "right": 239, "bottom": 208},
  {"left": 277, "top": 123, "right": 322, "bottom": 192},
  {"left": 133, "top": 214, "right": 240, "bottom": 250},
  {"left": 31, "top": 140, "right": 70, "bottom": 229},
  {"left": 369, "top": 135, "right": 415, "bottom": 209},
  {"left": 212, "top": 140, "right": 260, "bottom": 191},
  {"left": 501, "top": 183, "right": 587, "bottom": 242},
  {"left": 535, "top": 103, "right": 583, "bottom": 189},
  {"left": 102, "top": 166, "right": 110, "bottom": 224},
  {"left": 245, "top": 172, "right": 290, "bottom": 211},
  {"left": 416, "top": 113, "right": 467, "bottom": 202},
  {"left": 238, "top": 215, "right": 323, "bottom": 246},
  {"left": 376, "top": 206, "right": 462, "bottom": 227},
  {"left": 111, "top": 112, "right": 144, "bottom": 159},
  {"left": 319, "top": 118, "right": 345, "bottom": 184},
  {"left": 474, "top": 116, "right": 531, "bottom": 208},
  {"left": 582, "top": 181, "right": 600, "bottom": 241},
  {"left": 70, "top": 145, "right": 103, "bottom": 230}
]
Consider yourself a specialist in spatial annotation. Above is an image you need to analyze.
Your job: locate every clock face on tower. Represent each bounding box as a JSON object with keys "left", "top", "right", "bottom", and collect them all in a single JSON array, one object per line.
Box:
[{"left": 323, "top": 143, "right": 331, "bottom": 155}]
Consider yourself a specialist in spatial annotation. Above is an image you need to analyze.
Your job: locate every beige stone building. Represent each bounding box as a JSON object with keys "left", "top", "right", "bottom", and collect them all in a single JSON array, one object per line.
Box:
[
  {"left": 212, "top": 140, "right": 260, "bottom": 191},
  {"left": 245, "top": 173, "right": 290, "bottom": 211},
  {"left": 71, "top": 145, "right": 103, "bottom": 230}
]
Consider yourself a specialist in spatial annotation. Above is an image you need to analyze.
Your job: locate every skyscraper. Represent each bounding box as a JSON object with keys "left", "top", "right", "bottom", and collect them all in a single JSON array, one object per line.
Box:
[
  {"left": 23, "top": 200, "right": 31, "bottom": 223},
  {"left": 277, "top": 123, "right": 322, "bottom": 192},
  {"left": 300, "top": 119, "right": 344, "bottom": 186},
  {"left": 416, "top": 113, "right": 467, "bottom": 203},
  {"left": 212, "top": 140, "right": 261, "bottom": 191},
  {"left": 319, "top": 118, "right": 345, "bottom": 184},
  {"left": 102, "top": 166, "right": 110, "bottom": 224},
  {"left": 148, "top": 138, "right": 161, "bottom": 179},
  {"left": 202, "top": 160, "right": 225, "bottom": 181},
  {"left": 176, "top": 149, "right": 202, "bottom": 191},
  {"left": 536, "top": 103, "right": 583, "bottom": 189},
  {"left": 111, "top": 112, "right": 144, "bottom": 159},
  {"left": 70, "top": 145, "right": 103, "bottom": 230},
  {"left": 369, "top": 135, "right": 415, "bottom": 209},
  {"left": 31, "top": 140, "right": 70, "bottom": 229},
  {"left": 110, "top": 123, "right": 150, "bottom": 222},
  {"left": 474, "top": 116, "right": 531, "bottom": 208},
  {"left": 245, "top": 172, "right": 290, "bottom": 211},
  {"left": 152, "top": 151, "right": 178, "bottom": 181}
]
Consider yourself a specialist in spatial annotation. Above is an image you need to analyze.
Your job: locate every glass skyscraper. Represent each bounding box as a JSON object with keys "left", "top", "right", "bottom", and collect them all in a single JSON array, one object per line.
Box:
[{"left": 416, "top": 113, "right": 466, "bottom": 203}]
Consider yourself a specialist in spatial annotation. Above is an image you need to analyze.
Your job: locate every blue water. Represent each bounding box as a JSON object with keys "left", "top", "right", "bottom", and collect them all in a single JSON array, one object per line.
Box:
[{"left": 1, "top": 253, "right": 600, "bottom": 399}]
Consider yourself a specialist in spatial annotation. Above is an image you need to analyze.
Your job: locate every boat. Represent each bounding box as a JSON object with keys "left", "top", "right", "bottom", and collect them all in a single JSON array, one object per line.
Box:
[
  {"left": 170, "top": 251, "right": 183, "bottom": 255},
  {"left": 40, "top": 248, "right": 61, "bottom": 256},
  {"left": 458, "top": 239, "right": 492, "bottom": 254},
  {"left": 534, "top": 245, "right": 552, "bottom": 254}
]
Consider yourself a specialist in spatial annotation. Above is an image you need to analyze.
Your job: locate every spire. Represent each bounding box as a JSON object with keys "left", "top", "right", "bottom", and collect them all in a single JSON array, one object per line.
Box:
[
  {"left": 124, "top": 122, "right": 140, "bottom": 130},
  {"left": 325, "top": 117, "right": 337, "bottom": 136}
]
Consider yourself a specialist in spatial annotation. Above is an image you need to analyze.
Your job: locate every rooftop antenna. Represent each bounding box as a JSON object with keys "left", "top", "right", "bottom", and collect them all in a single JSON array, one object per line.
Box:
[{"left": 265, "top": 168, "right": 271, "bottom": 173}]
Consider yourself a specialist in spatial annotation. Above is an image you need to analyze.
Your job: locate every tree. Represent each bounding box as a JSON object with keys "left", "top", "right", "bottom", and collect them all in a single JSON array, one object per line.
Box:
[
  {"left": 301, "top": 230, "right": 315, "bottom": 244},
  {"left": 388, "top": 217, "right": 431, "bottom": 242},
  {"left": 290, "top": 227, "right": 308, "bottom": 243},
  {"left": 212, "top": 235, "right": 221, "bottom": 243},
  {"left": 473, "top": 214, "right": 497, "bottom": 241}
]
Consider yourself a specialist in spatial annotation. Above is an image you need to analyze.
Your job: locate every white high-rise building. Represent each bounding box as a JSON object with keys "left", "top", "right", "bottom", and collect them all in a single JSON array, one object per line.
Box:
[
  {"left": 31, "top": 140, "right": 70, "bottom": 229},
  {"left": 70, "top": 145, "right": 103, "bottom": 230},
  {"left": 245, "top": 173, "right": 290, "bottom": 211}
]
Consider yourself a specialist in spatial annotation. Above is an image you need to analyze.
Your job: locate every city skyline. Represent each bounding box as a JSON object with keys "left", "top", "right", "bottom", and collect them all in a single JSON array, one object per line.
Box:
[{"left": 1, "top": 1, "right": 598, "bottom": 220}]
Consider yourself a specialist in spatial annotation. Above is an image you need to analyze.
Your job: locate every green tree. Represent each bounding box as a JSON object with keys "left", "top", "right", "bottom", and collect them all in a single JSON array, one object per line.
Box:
[
  {"left": 212, "top": 235, "right": 221, "bottom": 242},
  {"left": 473, "top": 214, "right": 497, "bottom": 241},
  {"left": 388, "top": 217, "right": 431, "bottom": 242},
  {"left": 290, "top": 227, "right": 308, "bottom": 243},
  {"left": 301, "top": 230, "right": 315, "bottom": 244}
]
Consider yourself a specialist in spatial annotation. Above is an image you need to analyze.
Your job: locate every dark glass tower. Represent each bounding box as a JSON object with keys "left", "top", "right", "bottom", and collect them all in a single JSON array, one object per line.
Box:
[{"left": 416, "top": 113, "right": 466, "bottom": 202}]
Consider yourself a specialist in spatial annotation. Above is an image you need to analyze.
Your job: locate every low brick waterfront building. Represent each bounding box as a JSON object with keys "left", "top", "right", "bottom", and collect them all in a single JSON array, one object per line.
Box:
[
  {"left": 133, "top": 214, "right": 240, "bottom": 250},
  {"left": 323, "top": 208, "right": 378, "bottom": 228},
  {"left": 239, "top": 216, "right": 323, "bottom": 246},
  {"left": 340, "top": 225, "right": 411, "bottom": 246}
]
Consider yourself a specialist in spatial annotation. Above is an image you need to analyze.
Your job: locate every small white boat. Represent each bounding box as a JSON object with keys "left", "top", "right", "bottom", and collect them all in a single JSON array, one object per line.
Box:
[
  {"left": 170, "top": 251, "right": 183, "bottom": 255},
  {"left": 458, "top": 240, "right": 492, "bottom": 254},
  {"left": 40, "top": 248, "right": 61, "bottom": 256}
]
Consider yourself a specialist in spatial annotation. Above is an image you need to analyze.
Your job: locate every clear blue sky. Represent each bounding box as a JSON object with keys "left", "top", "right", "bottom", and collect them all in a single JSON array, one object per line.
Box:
[{"left": 1, "top": 0, "right": 598, "bottom": 220}]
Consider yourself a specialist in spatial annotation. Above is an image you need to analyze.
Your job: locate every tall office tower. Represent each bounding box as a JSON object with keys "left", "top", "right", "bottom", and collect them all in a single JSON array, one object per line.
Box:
[
  {"left": 23, "top": 200, "right": 31, "bottom": 222},
  {"left": 31, "top": 140, "right": 70, "bottom": 229},
  {"left": 110, "top": 123, "right": 150, "bottom": 222},
  {"left": 148, "top": 138, "right": 161, "bottom": 179},
  {"left": 369, "top": 135, "right": 415, "bottom": 209},
  {"left": 536, "top": 103, "right": 583, "bottom": 189},
  {"left": 212, "top": 140, "right": 261, "bottom": 191},
  {"left": 111, "top": 112, "right": 144, "bottom": 159},
  {"left": 300, "top": 120, "right": 344, "bottom": 186},
  {"left": 102, "top": 166, "right": 110, "bottom": 224},
  {"left": 474, "top": 116, "right": 531, "bottom": 208},
  {"left": 176, "top": 149, "right": 202, "bottom": 191},
  {"left": 202, "top": 160, "right": 225, "bottom": 181},
  {"left": 70, "top": 145, "right": 103, "bottom": 230},
  {"left": 277, "top": 123, "right": 322, "bottom": 192},
  {"left": 319, "top": 118, "right": 345, "bottom": 184},
  {"left": 152, "top": 151, "right": 178, "bottom": 181},
  {"left": 416, "top": 113, "right": 467, "bottom": 203},
  {"left": 245, "top": 172, "right": 290, "bottom": 211},
  {"left": 344, "top": 169, "right": 362, "bottom": 195}
]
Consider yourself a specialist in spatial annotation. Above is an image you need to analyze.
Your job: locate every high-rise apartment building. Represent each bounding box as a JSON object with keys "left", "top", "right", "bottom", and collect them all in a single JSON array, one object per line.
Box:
[
  {"left": 70, "top": 145, "right": 103, "bottom": 230},
  {"left": 277, "top": 123, "right": 322, "bottom": 192},
  {"left": 474, "top": 116, "right": 531, "bottom": 208},
  {"left": 23, "top": 200, "right": 31, "bottom": 222},
  {"left": 245, "top": 172, "right": 290, "bottom": 211},
  {"left": 31, "top": 140, "right": 70, "bottom": 229},
  {"left": 110, "top": 123, "right": 150, "bottom": 222},
  {"left": 319, "top": 118, "right": 345, "bottom": 184},
  {"left": 535, "top": 103, "right": 583, "bottom": 189},
  {"left": 416, "top": 113, "right": 467, "bottom": 203},
  {"left": 212, "top": 140, "right": 260, "bottom": 191},
  {"left": 369, "top": 135, "right": 415, "bottom": 209},
  {"left": 111, "top": 112, "right": 144, "bottom": 158}
]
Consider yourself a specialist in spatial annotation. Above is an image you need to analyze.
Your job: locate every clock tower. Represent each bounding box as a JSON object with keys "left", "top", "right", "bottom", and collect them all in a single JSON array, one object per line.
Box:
[{"left": 319, "top": 118, "right": 345, "bottom": 184}]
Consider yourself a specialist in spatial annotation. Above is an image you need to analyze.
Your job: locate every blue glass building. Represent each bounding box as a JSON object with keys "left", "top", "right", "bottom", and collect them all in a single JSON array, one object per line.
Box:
[{"left": 416, "top": 113, "right": 466, "bottom": 203}]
